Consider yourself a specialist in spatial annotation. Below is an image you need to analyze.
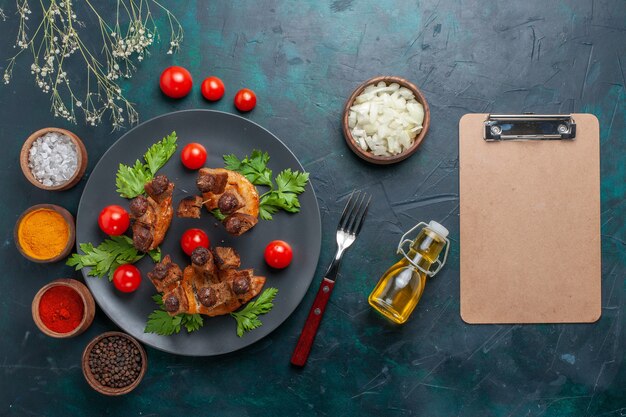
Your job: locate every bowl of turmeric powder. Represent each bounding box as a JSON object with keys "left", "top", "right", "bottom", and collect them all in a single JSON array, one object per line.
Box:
[{"left": 14, "top": 204, "right": 75, "bottom": 263}]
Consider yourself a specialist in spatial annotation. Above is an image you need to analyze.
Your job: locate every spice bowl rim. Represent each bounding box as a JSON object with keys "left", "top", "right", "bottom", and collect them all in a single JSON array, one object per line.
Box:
[
  {"left": 82, "top": 331, "right": 148, "bottom": 396},
  {"left": 14, "top": 203, "right": 76, "bottom": 263},
  {"left": 342, "top": 75, "right": 431, "bottom": 165},
  {"left": 31, "top": 278, "right": 95, "bottom": 339},
  {"left": 20, "top": 127, "right": 88, "bottom": 191}
]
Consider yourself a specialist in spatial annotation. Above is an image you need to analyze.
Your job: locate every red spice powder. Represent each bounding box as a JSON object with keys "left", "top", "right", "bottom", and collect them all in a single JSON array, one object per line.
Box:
[{"left": 38, "top": 286, "right": 84, "bottom": 333}]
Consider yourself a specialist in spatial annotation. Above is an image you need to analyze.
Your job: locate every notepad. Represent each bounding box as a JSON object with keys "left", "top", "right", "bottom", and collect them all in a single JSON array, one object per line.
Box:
[{"left": 459, "top": 113, "right": 601, "bottom": 324}]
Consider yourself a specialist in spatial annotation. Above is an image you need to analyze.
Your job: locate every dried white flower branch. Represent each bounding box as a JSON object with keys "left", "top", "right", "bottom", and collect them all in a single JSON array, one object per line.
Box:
[{"left": 2, "top": 0, "right": 183, "bottom": 130}]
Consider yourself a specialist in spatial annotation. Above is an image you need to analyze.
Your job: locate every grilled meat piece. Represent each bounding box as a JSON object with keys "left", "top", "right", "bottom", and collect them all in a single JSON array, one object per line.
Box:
[
  {"left": 164, "top": 293, "right": 180, "bottom": 313},
  {"left": 191, "top": 247, "right": 212, "bottom": 266},
  {"left": 196, "top": 168, "right": 259, "bottom": 235},
  {"left": 196, "top": 169, "right": 228, "bottom": 194},
  {"left": 213, "top": 247, "right": 241, "bottom": 270},
  {"left": 231, "top": 269, "right": 252, "bottom": 295},
  {"left": 218, "top": 268, "right": 241, "bottom": 281},
  {"left": 191, "top": 247, "right": 218, "bottom": 284},
  {"left": 218, "top": 191, "right": 244, "bottom": 214},
  {"left": 197, "top": 286, "right": 217, "bottom": 307},
  {"left": 147, "top": 255, "right": 183, "bottom": 293},
  {"left": 130, "top": 175, "right": 174, "bottom": 251},
  {"left": 150, "top": 247, "right": 265, "bottom": 317},
  {"left": 145, "top": 175, "right": 170, "bottom": 200},
  {"left": 223, "top": 213, "right": 258, "bottom": 236},
  {"left": 176, "top": 195, "right": 203, "bottom": 218},
  {"left": 162, "top": 285, "right": 189, "bottom": 315},
  {"left": 165, "top": 265, "right": 265, "bottom": 316},
  {"left": 199, "top": 275, "right": 265, "bottom": 316},
  {"left": 129, "top": 195, "right": 149, "bottom": 217},
  {"left": 132, "top": 224, "right": 154, "bottom": 253}
]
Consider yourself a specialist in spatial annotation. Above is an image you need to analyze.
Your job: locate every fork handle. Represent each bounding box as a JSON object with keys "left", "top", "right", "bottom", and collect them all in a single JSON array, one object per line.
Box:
[{"left": 290, "top": 278, "right": 335, "bottom": 367}]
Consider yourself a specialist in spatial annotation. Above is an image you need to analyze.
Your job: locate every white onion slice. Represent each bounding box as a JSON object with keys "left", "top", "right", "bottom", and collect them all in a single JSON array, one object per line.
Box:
[{"left": 349, "top": 82, "right": 424, "bottom": 157}]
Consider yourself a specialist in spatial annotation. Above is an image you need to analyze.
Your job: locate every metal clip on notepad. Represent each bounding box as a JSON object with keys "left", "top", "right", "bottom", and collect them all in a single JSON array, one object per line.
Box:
[{"left": 484, "top": 114, "right": 576, "bottom": 141}]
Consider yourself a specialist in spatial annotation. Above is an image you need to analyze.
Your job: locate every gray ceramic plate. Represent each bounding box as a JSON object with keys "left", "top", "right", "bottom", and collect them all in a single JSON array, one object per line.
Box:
[{"left": 76, "top": 110, "right": 321, "bottom": 356}]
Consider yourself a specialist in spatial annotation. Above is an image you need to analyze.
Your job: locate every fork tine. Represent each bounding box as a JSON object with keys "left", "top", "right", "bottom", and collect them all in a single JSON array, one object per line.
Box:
[
  {"left": 337, "top": 191, "right": 354, "bottom": 230},
  {"left": 346, "top": 192, "right": 366, "bottom": 234},
  {"left": 353, "top": 195, "right": 371, "bottom": 236},
  {"left": 339, "top": 191, "right": 359, "bottom": 231},
  {"left": 342, "top": 191, "right": 362, "bottom": 232}
]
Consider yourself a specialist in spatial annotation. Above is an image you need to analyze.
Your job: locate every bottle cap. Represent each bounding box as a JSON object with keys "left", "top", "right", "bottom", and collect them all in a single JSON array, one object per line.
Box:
[{"left": 428, "top": 221, "right": 449, "bottom": 239}]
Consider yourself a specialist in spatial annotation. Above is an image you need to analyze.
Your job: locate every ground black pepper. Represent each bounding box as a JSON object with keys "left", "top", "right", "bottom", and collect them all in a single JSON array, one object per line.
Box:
[{"left": 88, "top": 335, "right": 142, "bottom": 389}]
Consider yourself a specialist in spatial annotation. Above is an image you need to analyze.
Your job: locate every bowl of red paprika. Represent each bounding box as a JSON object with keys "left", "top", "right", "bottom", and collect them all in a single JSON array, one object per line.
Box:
[{"left": 32, "top": 279, "right": 95, "bottom": 338}]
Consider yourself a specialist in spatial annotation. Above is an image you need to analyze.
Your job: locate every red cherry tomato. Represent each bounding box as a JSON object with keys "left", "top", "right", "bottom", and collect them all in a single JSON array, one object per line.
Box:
[
  {"left": 159, "top": 66, "right": 193, "bottom": 98},
  {"left": 181, "top": 143, "right": 207, "bottom": 170},
  {"left": 234, "top": 88, "right": 257, "bottom": 112},
  {"left": 112, "top": 264, "right": 142, "bottom": 293},
  {"left": 264, "top": 240, "right": 293, "bottom": 269},
  {"left": 98, "top": 205, "right": 130, "bottom": 236},
  {"left": 180, "top": 228, "right": 210, "bottom": 256},
  {"left": 201, "top": 76, "right": 225, "bottom": 101}
]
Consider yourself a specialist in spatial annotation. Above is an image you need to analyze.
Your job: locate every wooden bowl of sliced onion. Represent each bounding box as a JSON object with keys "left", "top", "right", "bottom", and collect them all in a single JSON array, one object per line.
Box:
[{"left": 342, "top": 76, "right": 430, "bottom": 165}]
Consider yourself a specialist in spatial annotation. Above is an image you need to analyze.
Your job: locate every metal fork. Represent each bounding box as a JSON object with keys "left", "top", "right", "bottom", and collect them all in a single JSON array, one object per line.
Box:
[{"left": 291, "top": 191, "right": 371, "bottom": 367}]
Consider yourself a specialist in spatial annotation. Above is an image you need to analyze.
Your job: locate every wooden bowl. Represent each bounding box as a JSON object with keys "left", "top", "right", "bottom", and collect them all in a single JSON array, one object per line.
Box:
[
  {"left": 342, "top": 75, "right": 431, "bottom": 165},
  {"left": 20, "top": 127, "right": 88, "bottom": 191},
  {"left": 14, "top": 204, "right": 75, "bottom": 263},
  {"left": 31, "top": 278, "right": 95, "bottom": 338},
  {"left": 82, "top": 331, "right": 147, "bottom": 396}
]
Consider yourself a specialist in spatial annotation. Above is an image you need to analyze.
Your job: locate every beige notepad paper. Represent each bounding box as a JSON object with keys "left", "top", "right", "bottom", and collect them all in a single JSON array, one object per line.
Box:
[{"left": 459, "top": 113, "right": 601, "bottom": 324}]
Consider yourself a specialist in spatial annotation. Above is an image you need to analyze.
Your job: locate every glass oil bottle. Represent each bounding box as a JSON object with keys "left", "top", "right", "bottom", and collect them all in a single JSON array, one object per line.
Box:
[{"left": 368, "top": 221, "right": 450, "bottom": 324}]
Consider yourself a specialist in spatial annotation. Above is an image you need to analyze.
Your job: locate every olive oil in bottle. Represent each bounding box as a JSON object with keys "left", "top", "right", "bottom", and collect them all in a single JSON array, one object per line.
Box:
[{"left": 368, "top": 221, "right": 449, "bottom": 324}]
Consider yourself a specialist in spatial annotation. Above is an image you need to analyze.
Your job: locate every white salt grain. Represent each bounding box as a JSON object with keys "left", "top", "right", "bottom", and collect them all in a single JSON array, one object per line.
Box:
[{"left": 28, "top": 132, "right": 78, "bottom": 187}]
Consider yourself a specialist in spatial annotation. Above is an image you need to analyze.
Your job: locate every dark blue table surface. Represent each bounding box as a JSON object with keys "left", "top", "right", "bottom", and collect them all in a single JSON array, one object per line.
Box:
[{"left": 0, "top": 1, "right": 624, "bottom": 416}]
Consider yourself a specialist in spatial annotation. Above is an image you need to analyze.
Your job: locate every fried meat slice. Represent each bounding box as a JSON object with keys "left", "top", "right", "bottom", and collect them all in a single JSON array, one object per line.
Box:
[
  {"left": 130, "top": 175, "right": 174, "bottom": 251},
  {"left": 176, "top": 195, "right": 203, "bottom": 218}
]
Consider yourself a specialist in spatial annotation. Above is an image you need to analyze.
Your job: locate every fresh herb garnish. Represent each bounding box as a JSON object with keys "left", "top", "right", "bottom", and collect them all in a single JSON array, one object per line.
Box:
[
  {"left": 224, "top": 150, "right": 273, "bottom": 187},
  {"left": 144, "top": 294, "right": 203, "bottom": 335},
  {"left": 231, "top": 288, "right": 278, "bottom": 337},
  {"left": 66, "top": 235, "right": 160, "bottom": 280},
  {"left": 223, "top": 150, "right": 309, "bottom": 220},
  {"left": 116, "top": 132, "right": 178, "bottom": 198},
  {"left": 210, "top": 209, "right": 227, "bottom": 221},
  {"left": 259, "top": 169, "right": 310, "bottom": 220},
  {"left": 148, "top": 247, "right": 162, "bottom": 263},
  {"left": 144, "top": 133, "right": 178, "bottom": 175},
  {"left": 115, "top": 160, "right": 153, "bottom": 200}
]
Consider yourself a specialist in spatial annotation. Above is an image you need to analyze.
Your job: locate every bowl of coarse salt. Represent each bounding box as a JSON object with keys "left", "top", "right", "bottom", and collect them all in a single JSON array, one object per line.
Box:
[
  {"left": 343, "top": 76, "right": 430, "bottom": 164},
  {"left": 20, "top": 127, "right": 88, "bottom": 191}
]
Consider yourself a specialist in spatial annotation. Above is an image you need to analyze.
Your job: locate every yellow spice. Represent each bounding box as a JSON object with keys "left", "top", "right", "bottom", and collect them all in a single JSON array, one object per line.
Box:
[{"left": 18, "top": 209, "right": 69, "bottom": 260}]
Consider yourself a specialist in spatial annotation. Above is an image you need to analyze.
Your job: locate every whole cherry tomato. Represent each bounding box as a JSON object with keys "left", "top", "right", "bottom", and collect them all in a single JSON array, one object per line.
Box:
[
  {"left": 159, "top": 66, "right": 193, "bottom": 98},
  {"left": 234, "top": 88, "right": 257, "bottom": 112},
  {"left": 181, "top": 143, "right": 207, "bottom": 170},
  {"left": 181, "top": 228, "right": 210, "bottom": 256},
  {"left": 98, "top": 205, "right": 130, "bottom": 236},
  {"left": 264, "top": 240, "right": 293, "bottom": 269},
  {"left": 201, "top": 76, "right": 225, "bottom": 101},
  {"left": 112, "top": 264, "right": 142, "bottom": 293}
]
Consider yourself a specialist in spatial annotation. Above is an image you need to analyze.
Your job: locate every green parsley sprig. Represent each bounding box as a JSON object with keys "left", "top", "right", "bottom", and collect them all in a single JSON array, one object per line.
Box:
[
  {"left": 66, "top": 235, "right": 161, "bottom": 280},
  {"left": 231, "top": 288, "right": 278, "bottom": 337},
  {"left": 224, "top": 150, "right": 273, "bottom": 187},
  {"left": 144, "top": 294, "right": 204, "bottom": 335},
  {"left": 223, "top": 150, "right": 309, "bottom": 220},
  {"left": 210, "top": 209, "right": 227, "bottom": 221},
  {"left": 116, "top": 132, "right": 178, "bottom": 198}
]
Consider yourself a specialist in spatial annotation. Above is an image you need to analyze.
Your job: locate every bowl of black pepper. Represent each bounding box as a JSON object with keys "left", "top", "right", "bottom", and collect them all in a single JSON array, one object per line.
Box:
[{"left": 82, "top": 331, "right": 147, "bottom": 396}]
